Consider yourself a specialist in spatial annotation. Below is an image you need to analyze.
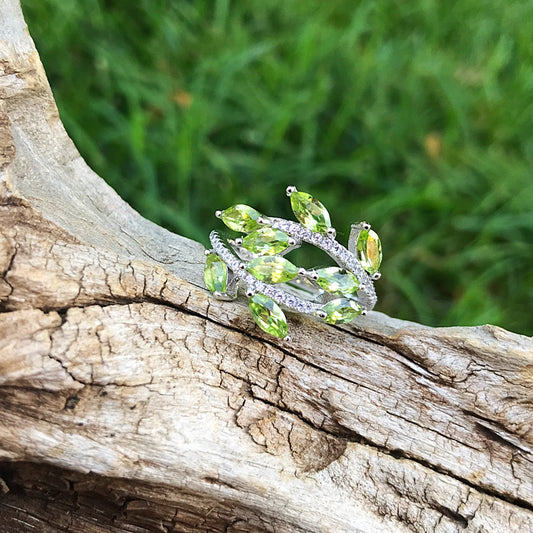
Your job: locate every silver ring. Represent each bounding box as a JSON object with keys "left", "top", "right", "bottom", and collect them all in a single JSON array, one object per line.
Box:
[{"left": 204, "top": 186, "right": 382, "bottom": 339}]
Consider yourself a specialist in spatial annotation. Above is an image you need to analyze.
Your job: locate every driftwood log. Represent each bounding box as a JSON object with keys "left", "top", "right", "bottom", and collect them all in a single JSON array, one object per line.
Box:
[{"left": 1, "top": 2, "right": 532, "bottom": 531}]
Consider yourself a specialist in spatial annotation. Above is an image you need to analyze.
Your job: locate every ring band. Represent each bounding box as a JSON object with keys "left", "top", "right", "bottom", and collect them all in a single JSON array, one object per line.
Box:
[{"left": 204, "top": 186, "right": 382, "bottom": 339}]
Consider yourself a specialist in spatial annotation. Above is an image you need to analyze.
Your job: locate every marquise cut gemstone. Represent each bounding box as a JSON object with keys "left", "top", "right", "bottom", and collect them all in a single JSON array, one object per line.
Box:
[
  {"left": 316, "top": 267, "right": 359, "bottom": 296},
  {"left": 249, "top": 294, "right": 288, "bottom": 338},
  {"left": 322, "top": 298, "right": 362, "bottom": 324},
  {"left": 290, "top": 191, "right": 331, "bottom": 234},
  {"left": 203, "top": 254, "right": 227, "bottom": 293},
  {"left": 356, "top": 229, "right": 382, "bottom": 274},
  {"left": 220, "top": 204, "right": 262, "bottom": 233},
  {"left": 247, "top": 256, "right": 299, "bottom": 284},
  {"left": 242, "top": 228, "right": 291, "bottom": 256}
]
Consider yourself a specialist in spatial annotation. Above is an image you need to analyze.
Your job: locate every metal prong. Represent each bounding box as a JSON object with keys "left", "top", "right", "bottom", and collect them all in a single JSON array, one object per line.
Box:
[
  {"left": 239, "top": 262, "right": 246, "bottom": 270},
  {"left": 235, "top": 237, "right": 243, "bottom": 245},
  {"left": 245, "top": 289, "right": 254, "bottom": 298},
  {"left": 361, "top": 309, "right": 367, "bottom": 316},
  {"left": 316, "top": 310, "right": 327, "bottom": 319},
  {"left": 371, "top": 272, "right": 381, "bottom": 280},
  {"left": 204, "top": 249, "right": 213, "bottom": 256},
  {"left": 359, "top": 284, "right": 366, "bottom": 291},
  {"left": 288, "top": 238, "right": 296, "bottom": 246},
  {"left": 311, "top": 271, "right": 319, "bottom": 281},
  {"left": 362, "top": 222, "right": 371, "bottom": 231},
  {"left": 284, "top": 335, "right": 292, "bottom": 342},
  {"left": 215, "top": 210, "right": 223, "bottom": 218},
  {"left": 286, "top": 185, "right": 297, "bottom": 196},
  {"left": 298, "top": 267, "right": 306, "bottom": 276},
  {"left": 326, "top": 227, "right": 336, "bottom": 238},
  {"left": 213, "top": 291, "right": 224, "bottom": 298},
  {"left": 257, "top": 216, "right": 268, "bottom": 225}
]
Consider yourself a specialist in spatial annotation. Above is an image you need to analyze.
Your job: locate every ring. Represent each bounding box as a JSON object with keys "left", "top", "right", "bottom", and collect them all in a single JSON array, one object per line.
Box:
[{"left": 204, "top": 186, "right": 382, "bottom": 340}]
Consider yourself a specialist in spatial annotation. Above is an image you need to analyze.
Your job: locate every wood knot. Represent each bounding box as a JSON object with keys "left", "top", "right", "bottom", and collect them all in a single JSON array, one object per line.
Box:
[
  {"left": 236, "top": 399, "right": 346, "bottom": 472},
  {"left": 64, "top": 395, "right": 80, "bottom": 410}
]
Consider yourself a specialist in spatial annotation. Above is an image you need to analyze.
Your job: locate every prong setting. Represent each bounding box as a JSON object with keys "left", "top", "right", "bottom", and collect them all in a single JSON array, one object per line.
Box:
[
  {"left": 234, "top": 237, "right": 243, "bottom": 245},
  {"left": 371, "top": 272, "right": 381, "bottom": 280},
  {"left": 215, "top": 210, "right": 222, "bottom": 218},
  {"left": 286, "top": 185, "right": 297, "bottom": 196},
  {"left": 362, "top": 222, "right": 371, "bottom": 231}
]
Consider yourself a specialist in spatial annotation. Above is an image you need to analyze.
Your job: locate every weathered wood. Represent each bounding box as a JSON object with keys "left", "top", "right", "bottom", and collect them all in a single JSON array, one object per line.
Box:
[{"left": 1, "top": 1, "right": 532, "bottom": 531}]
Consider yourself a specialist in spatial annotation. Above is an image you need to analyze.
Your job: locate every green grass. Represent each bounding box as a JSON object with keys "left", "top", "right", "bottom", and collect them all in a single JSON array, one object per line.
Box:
[{"left": 21, "top": 0, "right": 533, "bottom": 336}]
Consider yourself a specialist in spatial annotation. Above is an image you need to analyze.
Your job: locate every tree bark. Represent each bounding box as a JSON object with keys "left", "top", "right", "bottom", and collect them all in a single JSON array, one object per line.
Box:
[{"left": 1, "top": 2, "right": 532, "bottom": 531}]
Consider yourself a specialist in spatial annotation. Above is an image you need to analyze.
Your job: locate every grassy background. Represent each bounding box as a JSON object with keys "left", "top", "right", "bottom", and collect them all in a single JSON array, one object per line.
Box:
[{"left": 21, "top": 0, "right": 533, "bottom": 335}]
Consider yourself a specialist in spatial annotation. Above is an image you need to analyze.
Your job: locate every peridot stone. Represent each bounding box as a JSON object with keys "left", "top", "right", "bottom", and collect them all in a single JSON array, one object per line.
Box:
[
  {"left": 356, "top": 229, "right": 382, "bottom": 275},
  {"left": 290, "top": 191, "right": 331, "bottom": 234},
  {"left": 203, "top": 254, "right": 227, "bottom": 293},
  {"left": 220, "top": 204, "right": 262, "bottom": 233},
  {"left": 249, "top": 294, "right": 288, "bottom": 338},
  {"left": 322, "top": 298, "right": 362, "bottom": 324},
  {"left": 316, "top": 267, "right": 359, "bottom": 296},
  {"left": 242, "top": 227, "right": 291, "bottom": 256},
  {"left": 247, "top": 256, "right": 299, "bottom": 284}
]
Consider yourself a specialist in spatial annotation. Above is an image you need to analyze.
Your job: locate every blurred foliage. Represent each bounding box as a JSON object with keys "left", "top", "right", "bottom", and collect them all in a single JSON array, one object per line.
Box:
[{"left": 22, "top": 0, "right": 533, "bottom": 335}]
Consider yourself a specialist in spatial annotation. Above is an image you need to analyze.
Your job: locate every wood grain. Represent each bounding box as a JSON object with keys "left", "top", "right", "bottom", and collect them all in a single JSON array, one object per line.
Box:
[{"left": 1, "top": 1, "right": 532, "bottom": 531}]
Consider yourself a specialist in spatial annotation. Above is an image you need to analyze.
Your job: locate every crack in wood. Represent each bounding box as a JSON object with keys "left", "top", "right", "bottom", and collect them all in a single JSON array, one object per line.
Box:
[{"left": 1, "top": 0, "right": 533, "bottom": 527}]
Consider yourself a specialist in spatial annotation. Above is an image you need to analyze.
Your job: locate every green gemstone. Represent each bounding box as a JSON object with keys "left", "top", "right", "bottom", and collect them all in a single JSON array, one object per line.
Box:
[
  {"left": 356, "top": 229, "right": 382, "bottom": 274},
  {"left": 249, "top": 294, "right": 288, "bottom": 338},
  {"left": 316, "top": 267, "right": 359, "bottom": 296},
  {"left": 220, "top": 204, "right": 263, "bottom": 233},
  {"left": 242, "top": 227, "right": 291, "bottom": 256},
  {"left": 203, "top": 254, "right": 227, "bottom": 293},
  {"left": 322, "top": 298, "right": 362, "bottom": 325},
  {"left": 247, "top": 256, "right": 299, "bottom": 284},
  {"left": 290, "top": 191, "right": 331, "bottom": 234}
]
